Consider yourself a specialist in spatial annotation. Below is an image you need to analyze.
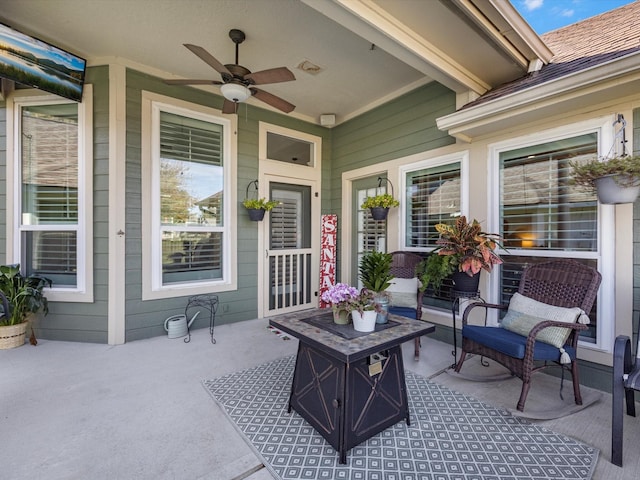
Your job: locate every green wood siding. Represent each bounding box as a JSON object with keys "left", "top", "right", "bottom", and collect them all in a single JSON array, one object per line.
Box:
[{"left": 124, "top": 69, "right": 331, "bottom": 341}]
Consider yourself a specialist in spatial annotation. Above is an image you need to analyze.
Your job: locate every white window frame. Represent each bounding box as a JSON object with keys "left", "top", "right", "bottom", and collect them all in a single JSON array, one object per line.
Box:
[
  {"left": 6, "top": 87, "right": 94, "bottom": 303},
  {"left": 141, "top": 91, "right": 237, "bottom": 300},
  {"left": 399, "top": 151, "right": 469, "bottom": 251},
  {"left": 488, "top": 117, "right": 615, "bottom": 352}
]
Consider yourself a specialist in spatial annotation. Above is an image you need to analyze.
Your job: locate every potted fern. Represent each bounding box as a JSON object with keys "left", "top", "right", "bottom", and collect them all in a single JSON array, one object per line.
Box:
[
  {"left": 358, "top": 251, "right": 394, "bottom": 323},
  {"left": 570, "top": 155, "right": 640, "bottom": 204}
]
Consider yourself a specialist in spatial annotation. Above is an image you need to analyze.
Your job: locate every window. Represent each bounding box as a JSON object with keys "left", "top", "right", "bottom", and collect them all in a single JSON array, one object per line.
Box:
[
  {"left": 142, "top": 92, "right": 236, "bottom": 298},
  {"left": 493, "top": 123, "right": 613, "bottom": 347},
  {"left": 8, "top": 90, "right": 93, "bottom": 302},
  {"left": 405, "top": 162, "right": 462, "bottom": 249},
  {"left": 401, "top": 154, "right": 465, "bottom": 310}
]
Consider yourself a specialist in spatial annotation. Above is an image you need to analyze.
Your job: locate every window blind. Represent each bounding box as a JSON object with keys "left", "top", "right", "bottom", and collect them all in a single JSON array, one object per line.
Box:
[
  {"left": 405, "top": 163, "right": 461, "bottom": 248},
  {"left": 500, "top": 133, "right": 597, "bottom": 251}
]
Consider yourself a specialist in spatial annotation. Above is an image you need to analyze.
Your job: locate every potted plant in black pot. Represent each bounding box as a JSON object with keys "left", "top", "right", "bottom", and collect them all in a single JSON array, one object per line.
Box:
[
  {"left": 0, "top": 264, "right": 51, "bottom": 349},
  {"left": 242, "top": 197, "right": 280, "bottom": 221},
  {"left": 361, "top": 194, "right": 400, "bottom": 221},
  {"left": 358, "top": 251, "right": 394, "bottom": 323},
  {"left": 570, "top": 155, "right": 640, "bottom": 204},
  {"left": 420, "top": 216, "right": 503, "bottom": 294}
]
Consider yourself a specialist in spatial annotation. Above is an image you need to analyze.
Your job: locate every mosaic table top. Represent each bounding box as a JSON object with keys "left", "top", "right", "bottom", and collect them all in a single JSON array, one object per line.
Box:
[{"left": 268, "top": 308, "right": 435, "bottom": 363}]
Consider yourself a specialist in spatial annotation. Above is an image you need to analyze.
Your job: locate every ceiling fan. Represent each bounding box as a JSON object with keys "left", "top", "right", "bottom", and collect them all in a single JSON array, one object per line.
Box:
[{"left": 164, "top": 29, "right": 296, "bottom": 114}]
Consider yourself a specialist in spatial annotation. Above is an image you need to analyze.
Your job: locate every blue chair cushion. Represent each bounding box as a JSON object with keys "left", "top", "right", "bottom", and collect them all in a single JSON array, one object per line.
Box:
[
  {"left": 388, "top": 306, "right": 417, "bottom": 320},
  {"left": 462, "top": 325, "right": 576, "bottom": 362}
]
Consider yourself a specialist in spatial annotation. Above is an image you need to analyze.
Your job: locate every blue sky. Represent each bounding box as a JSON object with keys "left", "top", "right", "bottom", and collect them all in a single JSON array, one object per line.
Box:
[{"left": 513, "top": 0, "right": 635, "bottom": 34}]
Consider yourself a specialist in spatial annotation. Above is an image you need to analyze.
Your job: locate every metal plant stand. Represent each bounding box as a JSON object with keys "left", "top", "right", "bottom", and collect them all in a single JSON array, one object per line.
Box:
[
  {"left": 185, "top": 294, "right": 219, "bottom": 344},
  {"left": 451, "top": 289, "right": 484, "bottom": 368}
]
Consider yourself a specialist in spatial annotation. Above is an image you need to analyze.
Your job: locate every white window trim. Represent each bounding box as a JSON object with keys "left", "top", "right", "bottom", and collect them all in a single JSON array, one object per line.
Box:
[
  {"left": 141, "top": 91, "right": 237, "bottom": 300},
  {"left": 399, "top": 151, "right": 469, "bottom": 251},
  {"left": 487, "top": 116, "right": 615, "bottom": 352},
  {"left": 6, "top": 87, "right": 94, "bottom": 303}
]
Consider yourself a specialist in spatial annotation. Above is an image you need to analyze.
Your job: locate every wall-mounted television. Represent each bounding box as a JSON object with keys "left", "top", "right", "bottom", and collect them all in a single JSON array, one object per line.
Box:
[{"left": 0, "top": 22, "right": 86, "bottom": 102}]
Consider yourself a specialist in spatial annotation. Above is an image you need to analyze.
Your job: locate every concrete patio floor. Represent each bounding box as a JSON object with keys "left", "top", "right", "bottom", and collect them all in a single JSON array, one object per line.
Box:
[{"left": 2, "top": 317, "right": 639, "bottom": 479}]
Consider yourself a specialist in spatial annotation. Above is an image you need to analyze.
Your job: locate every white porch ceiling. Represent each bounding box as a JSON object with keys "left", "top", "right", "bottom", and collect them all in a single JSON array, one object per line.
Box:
[{"left": 1, "top": 0, "right": 545, "bottom": 126}]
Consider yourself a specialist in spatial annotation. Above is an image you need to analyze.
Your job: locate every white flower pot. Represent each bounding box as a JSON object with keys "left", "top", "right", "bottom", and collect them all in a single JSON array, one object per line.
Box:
[
  {"left": 595, "top": 175, "right": 640, "bottom": 204},
  {"left": 352, "top": 310, "right": 377, "bottom": 332}
]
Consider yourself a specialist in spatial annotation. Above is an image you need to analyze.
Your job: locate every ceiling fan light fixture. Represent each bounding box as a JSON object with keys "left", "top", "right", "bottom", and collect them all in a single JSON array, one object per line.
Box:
[{"left": 220, "top": 83, "right": 251, "bottom": 103}]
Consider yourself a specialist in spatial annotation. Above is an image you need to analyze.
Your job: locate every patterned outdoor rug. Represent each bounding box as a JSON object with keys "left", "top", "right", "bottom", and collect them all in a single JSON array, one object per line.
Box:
[{"left": 203, "top": 356, "right": 598, "bottom": 480}]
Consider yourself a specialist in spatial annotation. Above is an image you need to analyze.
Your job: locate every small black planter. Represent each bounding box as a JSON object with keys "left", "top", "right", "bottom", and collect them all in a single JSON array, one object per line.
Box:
[
  {"left": 247, "top": 208, "right": 266, "bottom": 221},
  {"left": 370, "top": 207, "right": 389, "bottom": 221},
  {"left": 451, "top": 270, "right": 480, "bottom": 294}
]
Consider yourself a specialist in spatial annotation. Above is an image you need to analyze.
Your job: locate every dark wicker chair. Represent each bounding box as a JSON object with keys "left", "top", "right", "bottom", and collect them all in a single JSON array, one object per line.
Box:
[
  {"left": 454, "top": 259, "right": 601, "bottom": 411},
  {"left": 611, "top": 334, "right": 640, "bottom": 466},
  {"left": 387, "top": 251, "right": 424, "bottom": 360}
]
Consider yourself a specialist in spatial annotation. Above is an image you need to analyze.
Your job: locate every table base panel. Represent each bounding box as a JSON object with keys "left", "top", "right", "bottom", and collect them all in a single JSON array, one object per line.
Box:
[{"left": 289, "top": 343, "right": 408, "bottom": 463}]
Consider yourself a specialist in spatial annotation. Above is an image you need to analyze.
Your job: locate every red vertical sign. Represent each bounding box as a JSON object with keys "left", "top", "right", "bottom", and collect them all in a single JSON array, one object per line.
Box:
[{"left": 319, "top": 214, "right": 337, "bottom": 308}]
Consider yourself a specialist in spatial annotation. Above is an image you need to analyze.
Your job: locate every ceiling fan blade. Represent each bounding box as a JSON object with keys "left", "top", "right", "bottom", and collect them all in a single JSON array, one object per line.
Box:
[
  {"left": 183, "top": 43, "right": 231, "bottom": 76},
  {"left": 245, "top": 67, "right": 295, "bottom": 85},
  {"left": 164, "top": 79, "right": 223, "bottom": 85},
  {"left": 250, "top": 88, "right": 295, "bottom": 113},
  {"left": 222, "top": 99, "right": 238, "bottom": 114}
]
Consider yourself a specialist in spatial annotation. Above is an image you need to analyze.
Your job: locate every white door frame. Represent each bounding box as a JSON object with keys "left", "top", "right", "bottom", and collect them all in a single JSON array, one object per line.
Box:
[{"left": 256, "top": 122, "right": 322, "bottom": 318}]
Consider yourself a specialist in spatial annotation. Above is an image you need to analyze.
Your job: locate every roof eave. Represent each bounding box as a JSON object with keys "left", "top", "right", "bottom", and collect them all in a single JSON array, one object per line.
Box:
[{"left": 436, "top": 51, "right": 640, "bottom": 142}]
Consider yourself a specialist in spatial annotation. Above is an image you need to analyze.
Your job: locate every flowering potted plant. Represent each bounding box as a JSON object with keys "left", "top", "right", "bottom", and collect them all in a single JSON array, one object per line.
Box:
[
  {"left": 242, "top": 198, "right": 280, "bottom": 221},
  {"left": 570, "top": 155, "right": 640, "bottom": 204},
  {"left": 348, "top": 288, "right": 379, "bottom": 332},
  {"left": 321, "top": 283, "right": 359, "bottom": 324},
  {"left": 361, "top": 194, "right": 400, "bottom": 221},
  {"left": 422, "top": 216, "right": 503, "bottom": 293}
]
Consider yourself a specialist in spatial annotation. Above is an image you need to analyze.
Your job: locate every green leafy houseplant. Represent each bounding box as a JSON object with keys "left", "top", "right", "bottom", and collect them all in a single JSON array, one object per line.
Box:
[
  {"left": 347, "top": 288, "right": 380, "bottom": 314},
  {"left": 242, "top": 198, "right": 280, "bottom": 210},
  {"left": 360, "top": 194, "right": 400, "bottom": 209},
  {"left": 0, "top": 264, "right": 51, "bottom": 326},
  {"left": 428, "top": 216, "right": 503, "bottom": 277},
  {"left": 416, "top": 253, "right": 455, "bottom": 292},
  {"left": 359, "top": 251, "right": 394, "bottom": 294}
]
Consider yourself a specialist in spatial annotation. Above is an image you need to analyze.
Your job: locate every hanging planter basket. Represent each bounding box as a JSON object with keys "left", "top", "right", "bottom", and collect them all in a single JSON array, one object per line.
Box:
[
  {"left": 242, "top": 180, "right": 279, "bottom": 222},
  {"left": 451, "top": 270, "right": 481, "bottom": 294},
  {"left": 595, "top": 175, "right": 640, "bottom": 204},
  {"left": 370, "top": 207, "right": 389, "bottom": 221},
  {"left": 247, "top": 208, "right": 266, "bottom": 221}
]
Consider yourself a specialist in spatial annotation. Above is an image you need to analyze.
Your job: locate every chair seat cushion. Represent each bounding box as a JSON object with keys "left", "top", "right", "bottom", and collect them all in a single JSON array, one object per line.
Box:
[
  {"left": 388, "top": 306, "right": 417, "bottom": 320},
  {"left": 500, "top": 293, "right": 584, "bottom": 348},
  {"left": 463, "top": 325, "right": 576, "bottom": 361},
  {"left": 626, "top": 367, "right": 640, "bottom": 390},
  {"left": 386, "top": 277, "right": 421, "bottom": 309}
]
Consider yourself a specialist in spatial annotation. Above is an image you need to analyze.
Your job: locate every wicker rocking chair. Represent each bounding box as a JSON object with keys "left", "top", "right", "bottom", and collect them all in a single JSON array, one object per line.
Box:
[
  {"left": 387, "top": 251, "right": 425, "bottom": 360},
  {"left": 454, "top": 259, "right": 601, "bottom": 412}
]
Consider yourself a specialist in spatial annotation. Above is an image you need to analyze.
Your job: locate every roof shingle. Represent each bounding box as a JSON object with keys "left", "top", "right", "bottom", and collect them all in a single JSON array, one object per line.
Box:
[{"left": 462, "top": 1, "right": 640, "bottom": 109}]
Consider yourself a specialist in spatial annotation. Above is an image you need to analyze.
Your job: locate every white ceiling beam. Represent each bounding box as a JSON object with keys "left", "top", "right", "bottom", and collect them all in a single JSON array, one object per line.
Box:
[{"left": 303, "top": 0, "right": 491, "bottom": 95}]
